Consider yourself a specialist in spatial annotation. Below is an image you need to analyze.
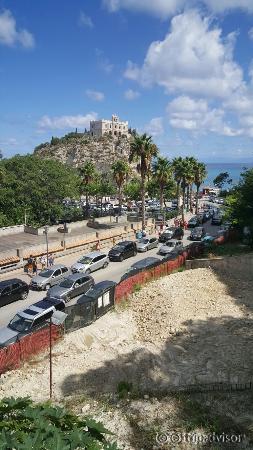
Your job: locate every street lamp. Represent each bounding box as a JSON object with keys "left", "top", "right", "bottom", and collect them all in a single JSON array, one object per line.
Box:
[{"left": 44, "top": 225, "right": 49, "bottom": 267}]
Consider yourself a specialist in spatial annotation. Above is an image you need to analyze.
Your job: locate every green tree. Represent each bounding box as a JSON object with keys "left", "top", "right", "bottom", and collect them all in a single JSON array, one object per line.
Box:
[
  {"left": 80, "top": 161, "right": 97, "bottom": 217},
  {"left": 152, "top": 156, "right": 172, "bottom": 210},
  {"left": 213, "top": 172, "right": 232, "bottom": 189},
  {"left": 0, "top": 155, "right": 80, "bottom": 227},
  {"left": 124, "top": 178, "right": 141, "bottom": 201},
  {"left": 129, "top": 133, "right": 158, "bottom": 230},
  {"left": 226, "top": 168, "right": 253, "bottom": 247},
  {"left": 0, "top": 397, "right": 118, "bottom": 449},
  {"left": 112, "top": 160, "right": 129, "bottom": 214},
  {"left": 194, "top": 162, "right": 207, "bottom": 214}
]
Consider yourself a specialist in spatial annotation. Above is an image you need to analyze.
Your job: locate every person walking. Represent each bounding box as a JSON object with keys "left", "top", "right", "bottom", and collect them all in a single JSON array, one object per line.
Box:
[
  {"left": 48, "top": 254, "right": 54, "bottom": 267},
  {"left": 32, "top": 257, "right": 38, "bottom": 275},
  {"left": 27, "top": 255, "right": 33, "bottom": 276},
  {"left": 39, "top": 255, "right": 46, "bottom": 270}
]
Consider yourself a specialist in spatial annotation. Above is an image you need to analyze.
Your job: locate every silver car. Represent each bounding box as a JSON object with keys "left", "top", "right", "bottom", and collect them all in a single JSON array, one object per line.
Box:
[
  {"left": 136, "top": 237, "right": 159, "bottom": 252},
  {"left": 30, "top": 264, "right": 70, "bottom": 291},
  {"left": 159, "top": 240, "right": 183, "bottom": 256},
  {"left": 71, "top": 251, "right": 109, "bottom": 274},
  {"left": 47, "top": 273, "right": 94, "bottom": 302}
]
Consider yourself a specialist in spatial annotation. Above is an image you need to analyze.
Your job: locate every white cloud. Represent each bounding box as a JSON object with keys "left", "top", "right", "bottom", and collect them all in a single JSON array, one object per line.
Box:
[
  {"left": 95, "top": 49, "right": 114, "bottom": 73},
  {"left": 143, "top": 117, "right": 164, "bottom": 136},
  {"left": 86, "top": 89, "right": 105, "bottom": 101},
  {"left": 103, "top": 0, "right": 253, "bottom": 17},
  {"left": 79, "top": 12, "right": 94, "bottom": 28},
  {"left": 124, "top": 10, "right": 243, "bottom": 100},
  {"left": 0, "top": 10, "right": 35, "bottom": 48},
  {"left": 167, "top": 95, "right": 241, "bottom": 136},
  {"left": 248, "top": 27, "right": 253, "bottom": 40},
  {"left": 38, "top": 113, "right": 98, "bottom": 130},
  {"left": 124, "top": 89, "right": 140, "bottom": 100}
]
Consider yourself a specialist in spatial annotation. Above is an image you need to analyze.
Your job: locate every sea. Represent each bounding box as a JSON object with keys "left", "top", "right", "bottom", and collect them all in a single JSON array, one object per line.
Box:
[{"left": 203, "top": 163, "right": 253, "bottom": 187}]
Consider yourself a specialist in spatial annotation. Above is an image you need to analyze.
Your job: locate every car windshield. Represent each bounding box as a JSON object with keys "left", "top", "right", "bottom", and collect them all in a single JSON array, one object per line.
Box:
[
  {"left": 112, "top": 245, "right": 123, "bottom": 250},
  {"left": 138, "top": 239, "right": 149, "bottom": 244},
  {"left": 9, "top": 314, "right": 33, "bottom": 332},
  {"left": 165, "top": 242, "right": 175, "bottom": 247},
  {"left": 39, "top": 269, "right": 54, "bottom": 278},
  {"left": 78, "top": 257, "right": 92, "bottom": 264},
  {"left": 59, "top": 279, "right": 74, "bottom": 288}
]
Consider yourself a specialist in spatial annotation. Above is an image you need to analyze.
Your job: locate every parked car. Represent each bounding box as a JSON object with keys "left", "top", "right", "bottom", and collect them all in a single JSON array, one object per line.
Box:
[
  {"left": 190, "top": 227, "right": 206, "bottom": 241},
  {"left": 0, "top": 279, "right": 29, "bottom": 308},
  {"left": 159, "top": 240, "right": 183, "bottom": 255},
  {"left": 136, "top": 237, "right": 159, "bottom": 252},
  {"left": 30, "top": 264, "right": 70, "bottom": 291},
  {"left": 159, "top": 227, "right": 184, "bottom": 243},
  {"left": 108, "top": 241, "right": 137, "bottom": 261},
  {"left": 71, "top": 252, "right": 109, "bottom": 274},
  {"left": 187, "top": 216, "right": 199, "bottom": 228},
  {"left": 211, "top": 214, "right": 222, "bottom": 225},
  {"left": 121, "top": 257, "right": 161, "bottom": 281},
  {"left": 197, "top": 213, "right": 206, "bottom": 224},
  {"left": 0, "top": 299, "right": 64, "bottom": 349},
  {"left": 47, "top": 273, "right": 94, "bottom": 302}
]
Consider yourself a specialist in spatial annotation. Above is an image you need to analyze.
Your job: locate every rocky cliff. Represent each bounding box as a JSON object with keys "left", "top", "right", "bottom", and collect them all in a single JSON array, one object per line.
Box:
[{"left": 34, "top": 132, "right": 131, "bottom": 171}]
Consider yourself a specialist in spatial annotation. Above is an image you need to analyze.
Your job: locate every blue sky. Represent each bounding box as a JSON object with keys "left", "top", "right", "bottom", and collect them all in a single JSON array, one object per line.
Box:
[{"left": 1, "top": 0, "right": 253, "bottom": 162}]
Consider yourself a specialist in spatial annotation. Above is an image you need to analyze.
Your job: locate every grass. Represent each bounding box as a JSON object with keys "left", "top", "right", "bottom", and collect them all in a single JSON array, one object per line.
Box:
[{"left": 203, "top": 242, "right": 252, "bottom": 258}]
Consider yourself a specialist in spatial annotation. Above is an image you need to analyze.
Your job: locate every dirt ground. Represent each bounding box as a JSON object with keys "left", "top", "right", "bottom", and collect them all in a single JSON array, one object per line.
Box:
[{"left": 0, "top": 267, "right": 253, "bottom": 448}]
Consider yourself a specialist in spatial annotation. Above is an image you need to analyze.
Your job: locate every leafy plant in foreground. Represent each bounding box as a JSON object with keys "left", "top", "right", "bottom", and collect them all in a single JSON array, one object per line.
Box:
[{"left": 0, "top": 397, "right": 119, "bottom": 449}]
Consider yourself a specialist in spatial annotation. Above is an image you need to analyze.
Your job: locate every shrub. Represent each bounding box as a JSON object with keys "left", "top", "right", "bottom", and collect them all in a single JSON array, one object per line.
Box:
[{"left": 0, "top": 397, "right": 118, "bottom": 449}]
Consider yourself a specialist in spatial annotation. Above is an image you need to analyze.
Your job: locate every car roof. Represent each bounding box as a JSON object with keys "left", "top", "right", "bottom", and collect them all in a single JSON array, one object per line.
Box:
[
  {"left": 65, "top": 273, "right": 92, "bottom": 281},
  {"left": 81, "top": 251, "right": 107, "bottom": 258},
  {"left": 115, "top": 241, "right": 133, "bottom": 246},
  {"left": 18, "top": 302, "right": 55, "bottom": 320},
  {"left": 49, "top": 264, "right": 68, "bottom": 270},
  {"left": 0, "top": 278, "right": 25, "bottom": 287},
  {"left": 78, "top": 280, "right": 116, "bottom": 302}
]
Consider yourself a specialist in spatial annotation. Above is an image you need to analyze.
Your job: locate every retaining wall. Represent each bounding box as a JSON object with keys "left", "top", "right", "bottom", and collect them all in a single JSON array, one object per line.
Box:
[
  {"left": 186, "top": 253, "right": 253, "bottom": 279},
  {"left": 0, "top": 225, "right": 24, "bottom": 236}
]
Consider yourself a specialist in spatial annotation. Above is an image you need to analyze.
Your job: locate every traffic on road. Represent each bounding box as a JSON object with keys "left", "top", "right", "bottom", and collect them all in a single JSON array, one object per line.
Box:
[{"left": 0, "top": 199, "right": 225, "bottom": 330}]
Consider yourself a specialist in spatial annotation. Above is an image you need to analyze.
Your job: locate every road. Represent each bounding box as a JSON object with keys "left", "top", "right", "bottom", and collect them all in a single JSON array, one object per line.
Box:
[{"left": 0, "top": 204, "right": 222, "bottom": 328}]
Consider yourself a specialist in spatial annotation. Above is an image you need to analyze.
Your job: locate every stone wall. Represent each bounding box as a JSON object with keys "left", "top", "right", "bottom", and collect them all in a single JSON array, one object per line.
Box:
[{"left": 186, "top": 253, "right": 253, "bottom": 280}]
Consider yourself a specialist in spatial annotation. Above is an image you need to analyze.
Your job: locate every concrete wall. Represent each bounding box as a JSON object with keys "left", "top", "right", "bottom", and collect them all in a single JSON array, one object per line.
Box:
[
  {"left": 0, "top": 225, "right": 24, "bottom": 236},
  {"left": 186, "top": 253, "right": 253, "bottom": 279},
  {"left": 24, "top": 220, "right": 89, "bottom": 236}
]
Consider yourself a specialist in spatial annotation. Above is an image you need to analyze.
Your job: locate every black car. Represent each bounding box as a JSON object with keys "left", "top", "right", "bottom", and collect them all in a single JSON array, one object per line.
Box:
[
  {"left": 190, "top": 227, "right": 206, "bottom": 241},
  {"left": 159, "top": 227, "right": 184, "bottom": 243},
  {"left": 108, "top": 241, "right": 137, "bottom": 261},
  {"left": 0, "top": 279, "right": 29, "bottom": 308}
]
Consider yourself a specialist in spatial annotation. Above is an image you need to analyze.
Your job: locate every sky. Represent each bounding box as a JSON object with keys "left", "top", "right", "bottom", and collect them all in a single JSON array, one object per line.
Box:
[{"left": 1, "top": 0, "right": 253, "bottom": 162}]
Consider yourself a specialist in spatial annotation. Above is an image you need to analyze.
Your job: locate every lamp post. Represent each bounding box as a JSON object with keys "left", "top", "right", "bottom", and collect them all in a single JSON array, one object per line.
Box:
[{"left": 44, "top": 225, "right": 49, "bottom": 268}]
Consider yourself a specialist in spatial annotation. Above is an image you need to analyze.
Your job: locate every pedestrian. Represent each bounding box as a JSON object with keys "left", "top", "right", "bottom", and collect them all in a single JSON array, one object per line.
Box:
[
  {"left": 183, "top": 220, "right": 188, "bottom": 230},
  {"left": 48, "top": 254, "right": 54, "bottom": 267},
  {"left": 32, "top": 257, "right": 38, "bottom": 275},
  {"left": 39, "top": 255, "right": 46, "bottom": 270},
  {"left": 27, "top": 255, "right": 33, "bottom": 276}
]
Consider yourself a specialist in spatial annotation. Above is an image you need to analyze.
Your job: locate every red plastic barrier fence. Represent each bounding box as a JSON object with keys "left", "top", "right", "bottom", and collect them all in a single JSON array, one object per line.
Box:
[
  {"left": 0, "top": 324, "right": 63, "bottom": 375},
  {"left": 115, "top": 244, "right": 202, "bottom": 304}
]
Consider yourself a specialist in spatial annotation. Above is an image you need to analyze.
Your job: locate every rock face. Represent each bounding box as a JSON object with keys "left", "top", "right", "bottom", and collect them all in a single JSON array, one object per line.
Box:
[{"left": 34, "top": 133, "right": 131, "bottom": 171}]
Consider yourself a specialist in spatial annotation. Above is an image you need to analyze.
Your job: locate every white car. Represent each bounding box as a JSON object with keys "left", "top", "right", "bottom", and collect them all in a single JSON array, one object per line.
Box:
[
  {"left": 159, "top": 240, "right": 183, "bottom": 256},
  {"left": 71, "top": 252, "right": 109, "bottom": 274}
]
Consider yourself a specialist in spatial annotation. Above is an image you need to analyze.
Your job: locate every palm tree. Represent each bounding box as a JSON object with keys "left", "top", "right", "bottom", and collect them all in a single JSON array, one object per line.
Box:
[
  {"left": 172, "top": 157, "right": 184, "bottom": 215},
  {"left": 194, "top": 162, "right": 207, "bottom": 214},
  {"left": 112, "top": 160, "right": 129, "bottom": 215},
  {"left": 152, "top": 157, "right": 172, "bottom": 211},
  {"left": 129, "top": 133, "right": 158, "bottom": 230},
  {"left": 185, "top": 156, "right": 197, "bottom": 212},
  {"left": 80, "top": 161, "right": 96, "bottom": 217}
]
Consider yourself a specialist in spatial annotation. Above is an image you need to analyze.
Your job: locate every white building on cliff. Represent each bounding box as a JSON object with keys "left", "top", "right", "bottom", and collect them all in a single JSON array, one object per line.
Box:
[{"left": 90, "top": 115, "right": 129, "bottom": 138}]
